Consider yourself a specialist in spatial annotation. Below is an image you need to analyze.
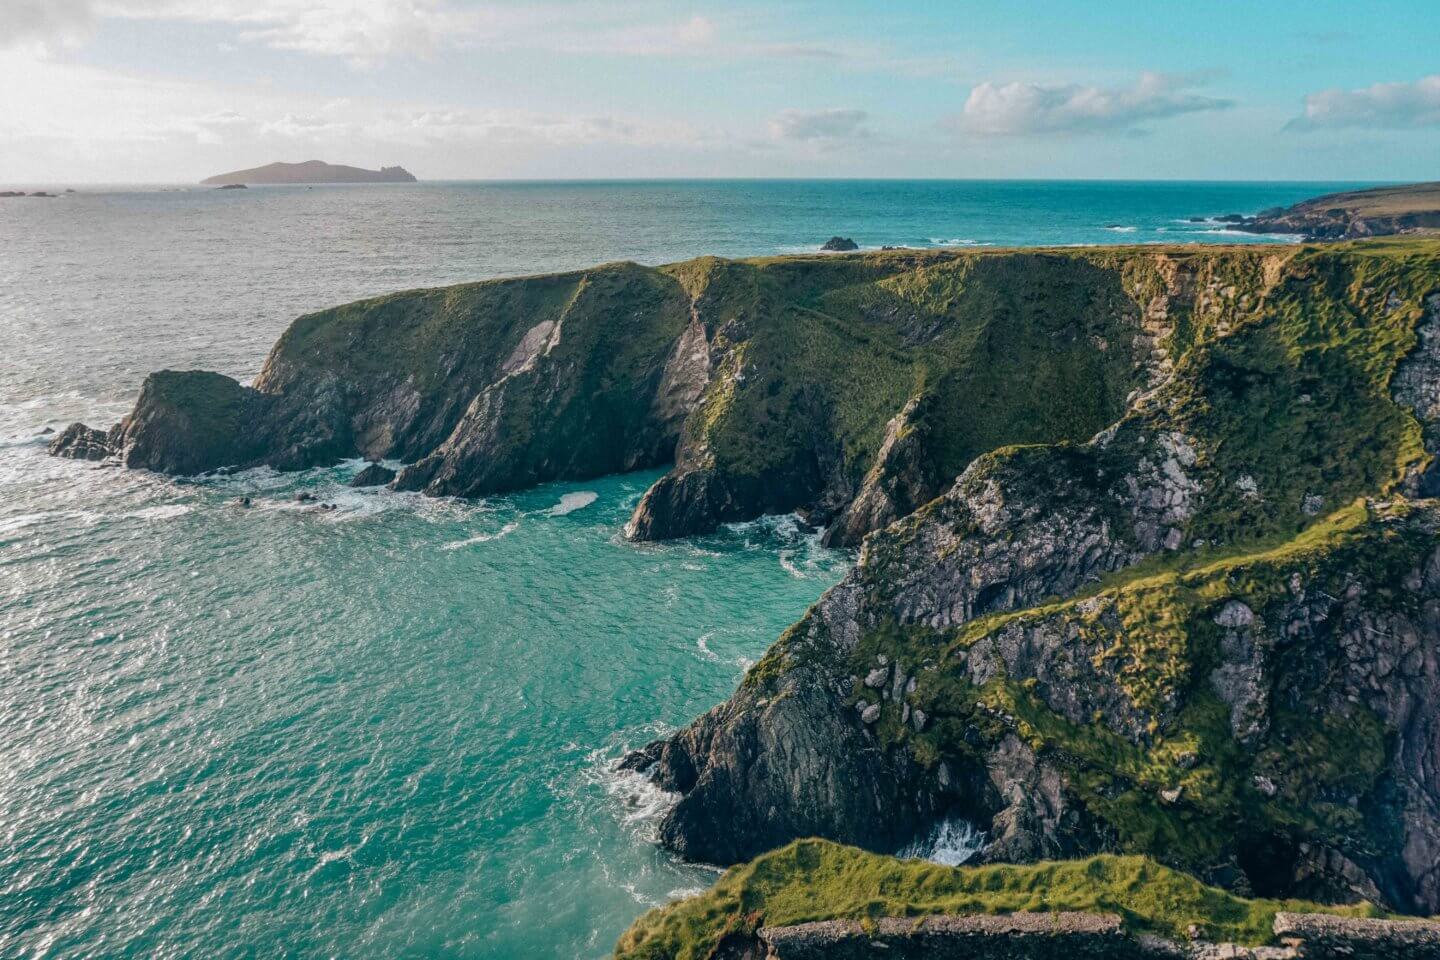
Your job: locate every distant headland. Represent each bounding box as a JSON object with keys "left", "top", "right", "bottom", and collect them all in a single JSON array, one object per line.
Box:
[
  {"left": 1224, "top": 180, "right": 1440, "bottom": 240},
  {"left": 200, "top": 161, "right": 417, "bottom": 186}
]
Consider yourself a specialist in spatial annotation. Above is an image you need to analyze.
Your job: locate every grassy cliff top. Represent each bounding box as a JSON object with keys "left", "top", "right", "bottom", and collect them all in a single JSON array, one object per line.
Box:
[{"left": 614, "top": 839, "right": 1387, "bottom": 959}]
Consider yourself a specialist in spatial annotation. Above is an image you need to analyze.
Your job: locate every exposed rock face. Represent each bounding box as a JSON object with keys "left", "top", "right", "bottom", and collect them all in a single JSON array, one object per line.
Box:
[
  {"left": 820, "top": 236, "right": 859, "bottom": 251},
  {"left": 759, "top": 914, "right": 1140, "bottom": 960},
  {"left": 48, "top": 422, "right": 115, "bottom": 461},
  {"left": 50, "top": 370, "right": 281, "bottom": 474},
  {"left": 626, "top": 246, "right": 1440, "bottom": 914},
  {"left": 1394, "top": 294, "right": 1440, "bottom": 496},
  {"left": 349, "top": 463, "right": 395, "bottom": 487},
  {"left": 822, "top": 396, "right": 941, "bottom": 548}
]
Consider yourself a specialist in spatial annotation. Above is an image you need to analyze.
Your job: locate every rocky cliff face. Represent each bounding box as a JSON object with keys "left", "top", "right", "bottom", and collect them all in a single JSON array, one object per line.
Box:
[
  {"left": 54, "top": 247, "right": 1207, "bottom": 544},
  {"left": 626, "top": 245, "right": 1440, "bottom": 915}
]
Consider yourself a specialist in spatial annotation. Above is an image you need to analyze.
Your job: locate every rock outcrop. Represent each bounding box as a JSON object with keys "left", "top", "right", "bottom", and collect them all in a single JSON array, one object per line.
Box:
[
  {"left": 625, "top": 245, "right": 1440, "bottom": 915},
  {"left": 349, "top": 462, "right": 395, "bottom": 487},
  {"left": 821, "top": 237, "right": 860, "bottom": 252},
  {"left": 613, "top": 839, "right": 1440, "bottom": 960}
]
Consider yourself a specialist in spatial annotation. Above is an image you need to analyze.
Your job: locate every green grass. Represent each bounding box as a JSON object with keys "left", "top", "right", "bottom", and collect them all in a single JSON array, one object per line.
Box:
[{"left": 614, "top": 839, "right": 1386, "bottom": 960}]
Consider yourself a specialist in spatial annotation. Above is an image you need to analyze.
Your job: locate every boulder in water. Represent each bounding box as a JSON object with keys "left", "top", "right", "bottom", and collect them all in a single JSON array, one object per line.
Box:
[
  {"left": 820, "top": 236, "right": 859, "bottom": 251},
  {"left": 350, "top": 463, "right": 396, "bottom": 487}
]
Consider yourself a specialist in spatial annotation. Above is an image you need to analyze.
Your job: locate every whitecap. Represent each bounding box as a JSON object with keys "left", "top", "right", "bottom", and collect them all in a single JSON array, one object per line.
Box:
[
  {"left": 442, "top": 521, "right": 519, "bottom": 549},
  {"left": 550, "top": 491, "right": 598, "bottom": 516},
  {"left": 695, "top": 633, "right": 720, "bottom": 662},
  {"left": 1103, "top": 225, "right": 1138, "bottom": 233},
  {"left": 898, "top": 817, "right": 986, "bottom": 867},
  {"left": 927, "top": 237, "right": 981, "bottom": 246}
]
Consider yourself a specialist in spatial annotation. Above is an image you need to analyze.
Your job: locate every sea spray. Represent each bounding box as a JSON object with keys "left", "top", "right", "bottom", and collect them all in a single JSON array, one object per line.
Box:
[{"left": 897, "top": 817, "right": 987, "bottom": 867}]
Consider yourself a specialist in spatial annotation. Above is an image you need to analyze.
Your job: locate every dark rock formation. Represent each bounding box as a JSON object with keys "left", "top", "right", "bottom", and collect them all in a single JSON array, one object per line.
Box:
[
  {"left": 349, "top": 463, "right": 396, "bottom": 487},
  {"left": 820, "top": 236, "right": 859, "bottom": 251},
  {"left": 216, "top": 184, "right": 248, "bottom": 190},
  {"left": 51, "top": 370, "right": 268, "bottom": 473},
  {"left": 821, "top": 396, "right": 941, "bottom": 548}
]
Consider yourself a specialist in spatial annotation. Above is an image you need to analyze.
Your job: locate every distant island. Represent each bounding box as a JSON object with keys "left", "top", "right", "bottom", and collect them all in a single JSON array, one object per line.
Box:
[
  {"left": 200, "top": 160, "right": 417, "bottom": 186},
  {"left": 1228, "top": 180, "right": 1440, "bottom": 240}
]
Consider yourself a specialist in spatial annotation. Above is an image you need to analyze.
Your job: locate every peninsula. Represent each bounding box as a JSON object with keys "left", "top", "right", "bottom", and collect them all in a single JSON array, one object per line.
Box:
[
  {"left": 1231, "top": 180, "right": 1440, "bottom": 239},
  {"left": 200, "top": 160, "right": 417, "bottom": 185}
]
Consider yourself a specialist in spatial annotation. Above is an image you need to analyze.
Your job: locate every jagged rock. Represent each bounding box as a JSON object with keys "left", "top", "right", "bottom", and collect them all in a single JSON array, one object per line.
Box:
[
  {"left": 1394, "top": 294, "right": 1440, "bottom": 496},
  {"left": 820, "top": 236, "right": 859, "bottom": 251},
  {"left": 49, "top": 422, "right": 115, "bottom": 461},
  {"left": 823, "top": 396, "right": 942, "bottom": 547},
  {"left": 864, "top": 667, "right": 889, "bottom": 688},
  {"left": 349, "top": 463, "right": 395, "bottom": 487}
]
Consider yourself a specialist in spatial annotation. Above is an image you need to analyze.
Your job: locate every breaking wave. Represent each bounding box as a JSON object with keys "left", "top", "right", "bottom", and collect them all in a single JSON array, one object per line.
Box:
[{"left": 898, "top": 817, "right": 986, "bottom": 867}]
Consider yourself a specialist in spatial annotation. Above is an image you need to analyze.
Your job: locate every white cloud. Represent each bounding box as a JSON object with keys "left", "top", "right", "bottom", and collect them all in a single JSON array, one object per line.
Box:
[
  {"left": 1287, "top": 75, "right": 1440, "bottom": 131},
  {"left": 2, "top": 0, "right": 96, "bottom": 51},
  {"left": 952, "top": 72, "right": 1233, "bottom": 137},
  {"left": 769, "top": 108, "right": 870, "bottom": 141},
  {"left": 98, "top": 0, "right": 484, "bottom": 64}
]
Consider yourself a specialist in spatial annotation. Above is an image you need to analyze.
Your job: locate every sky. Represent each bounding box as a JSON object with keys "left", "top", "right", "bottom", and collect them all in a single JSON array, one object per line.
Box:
[{"left": 1, "top": 0, "right": 1439, "bottom": 183}]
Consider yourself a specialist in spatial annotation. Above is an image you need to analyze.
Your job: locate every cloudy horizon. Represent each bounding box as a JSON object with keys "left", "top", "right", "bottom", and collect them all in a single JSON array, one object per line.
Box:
[{"left": 3, "top": 0, "right": 1439, "bottom": 184}]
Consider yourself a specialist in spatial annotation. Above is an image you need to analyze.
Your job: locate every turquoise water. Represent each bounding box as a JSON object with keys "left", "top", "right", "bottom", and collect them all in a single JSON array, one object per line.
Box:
[{"left": 0, "top": 180, "right": 1380, "bottom": 958}]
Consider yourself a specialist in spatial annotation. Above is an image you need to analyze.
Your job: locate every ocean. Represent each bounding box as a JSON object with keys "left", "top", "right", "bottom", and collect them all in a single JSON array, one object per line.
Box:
[{"left": 0, "top": 179, "right": 1377, "bottom": 958}]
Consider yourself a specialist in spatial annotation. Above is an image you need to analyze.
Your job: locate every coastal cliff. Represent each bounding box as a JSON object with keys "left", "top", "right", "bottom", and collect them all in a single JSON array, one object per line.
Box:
[
  {"left": 622, "top": 243, "right": 1440, "bottom": 923},
  {"left": 56, "top": 245, "right": 1283, "bottom": 546},
  {"left": 49, "top": 238, "right": 1440, "bottom": 953}
]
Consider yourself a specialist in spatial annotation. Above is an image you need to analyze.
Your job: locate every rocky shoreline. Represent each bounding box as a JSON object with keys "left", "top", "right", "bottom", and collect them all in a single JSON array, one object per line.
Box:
[{"left": 1226, "top": 181, "right": 1440, "bottom": 240}]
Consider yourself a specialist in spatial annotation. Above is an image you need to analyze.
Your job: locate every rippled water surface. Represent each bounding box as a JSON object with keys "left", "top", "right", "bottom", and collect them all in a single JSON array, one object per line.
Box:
[{"left": 0, "top": 179, "right": 1373, "bottom": 958}]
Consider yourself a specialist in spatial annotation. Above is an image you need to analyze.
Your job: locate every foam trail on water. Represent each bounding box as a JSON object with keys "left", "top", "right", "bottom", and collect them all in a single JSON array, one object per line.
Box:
[
  {"left": 898, "top": 817, "right": 986, "bottom": 867},
  {"left": 550, "top": 491, "right": 598, "bottom": 516}
]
